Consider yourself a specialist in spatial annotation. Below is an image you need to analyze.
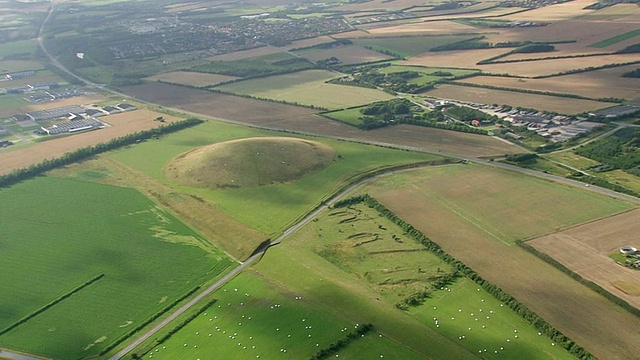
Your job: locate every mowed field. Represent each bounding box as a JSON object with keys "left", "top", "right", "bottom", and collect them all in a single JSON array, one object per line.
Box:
[
  {"left": 296, "top": 45, "right": 394, "bottom": 65},
  {"left": 425, "top": 84, "right": 612, "bottom": 114},
  {"left": 216, "top": 69, "right": 394, "bottom": 109},
  {"left": 460, "top": 64, "right": 640, "bottom": 100},
  {"left": 529, "top": 209, "right": 640, "bottom": 308},
  {"left": 501, "top": 0, "right": 595, "bottom": 22},
  {"left": 361, "top": 164, "right": 640, "bottom": 359},
  {"left": 0, "top": 176, "right": 231, "bottom": 359},
  {"left": 120, "top": 83, "right": 521, "bottom": 158},
  {"left": 144, "top": 71, "right": 239, "bottom": 87},
  {"left": 0, "top": 109, "right": 182, "bottom": 175}
]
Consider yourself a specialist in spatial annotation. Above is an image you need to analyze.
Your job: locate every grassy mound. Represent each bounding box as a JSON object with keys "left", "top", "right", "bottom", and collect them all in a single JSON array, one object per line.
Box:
[{"left": 164, "top": 137, "right": 336, "bottom": 188}]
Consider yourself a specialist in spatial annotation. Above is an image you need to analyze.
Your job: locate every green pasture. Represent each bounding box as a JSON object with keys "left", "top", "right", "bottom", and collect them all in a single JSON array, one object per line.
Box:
[
  {"left": 544, "top": 152, "right": 601, "bottom": 170},
  {"left": 0, "top": 39, "right": 37, "bottom": 57},
  {"left": 193, "top": 52, "right": 314, "bottom": 78},
  {"left": 108, "top": 120, "right": 440, "bottom": 234},
  {"left": 362, "top": 163, "right": 634, "bottom": 243},
  {"left": 378, "top": 65, "right": 478, "bottom": 83},
  {"left": 0, "top": 60, "right": 46, "bottom": 73},
  {"left": 0, "top": 94, "right": 30, "bottom": 109},
  {"left": 215, "top": 69, "right": 393, "bottom": 109},
  {"left": 589, "top": 28, "right": 640, "bottom": 48},
  {"left": 138, "top": 272, "right": 421, "bottom": 359},
  {"left": 0, "top": 177, "right": 232, "bottom": 359},
  {"left": 410, "top": 278, "right": 573, "bottom": 359},
  {"left": 312, "top": 204, "right": 456, "bottom": 304},
  {"left": 322, "top": 106, "right": 365, "bottom": 127},
  {"left": 352, "top": 35, "right": 480, "bottom": 58}
]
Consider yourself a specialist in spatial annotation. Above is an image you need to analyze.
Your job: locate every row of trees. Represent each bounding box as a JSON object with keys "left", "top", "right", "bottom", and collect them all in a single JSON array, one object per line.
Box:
[
  {"left": 0, "top": 118, "right": 204, "bottom": 189},
  {"left": 310, "top": 323, "right": 374, "bottom": 359},
  {"left": 333, "top": 195, "right": 595, "bottom": 359}
]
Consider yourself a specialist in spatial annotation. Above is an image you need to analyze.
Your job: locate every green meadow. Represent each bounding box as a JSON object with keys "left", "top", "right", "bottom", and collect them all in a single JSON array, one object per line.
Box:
[
  {"left": 589, "top": 28, "right": 640, "bottom": 48},
  {"left": 0, "top": 176, "right": 232, "bottom": 359},
  {"left": 108, "top": 120, "right": 440, "bottom": 234},
  {"left": 139, "top": 272, "right": 425, "bottom": 359},
  {"left": 215, "top": 69, "right": 393, "bottom": 109},
  {"left": 352, "top": 35, "right": 480, "bottom": 58}
]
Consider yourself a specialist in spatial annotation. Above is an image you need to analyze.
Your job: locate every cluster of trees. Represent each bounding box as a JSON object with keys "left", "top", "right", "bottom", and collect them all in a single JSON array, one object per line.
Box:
[
  {"left": 445, "top": 105, "right": 497, "bottom": 124},
  {"left": 0, "top": 274, "right": 104, "bottom": 337},
  {"left": 100, "top": 285, "right": 202, "bottom": 356},
  {"left": 617, "top": 43, "right": 640, "bottom": 54},
  {"left": 575, "top": 127, "right": 640, "bottom": 173},
  {"left": 331, "top": 68, "right": 433, "bottom": 94},
  {"left": 622, "top": 68, "right": 640, "bottom": 78},
  {"left": 395, "top": 272, "right": 461, "bottom": 310},
  {"left": 310, "top": 323, "right": 374, "bottom": 359},
  {"left": 430, "top": 38, "right": 492, "bottom": 52},
  {"left": 503, "top": 153, "right": 539, "bottom": 165},
  {"left": 333, "top": 195, "right": 595, "bottom": 359},
  {"left": 0, "top": 118, "right": 204, "bottom": 189},
  {"left": 194, "top": 57, "right": 314, "bottom": 78},
  {"left": 358, "top": 99, "right": 414, "bottom": 130}
]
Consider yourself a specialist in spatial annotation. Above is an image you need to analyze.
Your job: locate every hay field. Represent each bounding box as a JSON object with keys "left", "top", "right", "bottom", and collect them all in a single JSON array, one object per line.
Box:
[
  {"left": 216, "top": 69, "right": 394, "bottom": 109},
  {"left": 352, "top": 35, "right": 480, "bottom": 57},
  {"left": 145, "top": 71, "right": 238, "bottom": 87},
  {"left": 362, "top": 164, "right": 640, "bottom": 359},
  {"left": 480, "top": 53, "right": 640, "bottom": 77},
  {"left": 364, "top": 19, "right": 482, "bottom": 36},
  {"left": 502, "top": 0, "right": 595, "bottom": 22},
  {"left": 459, "top": 66, "right": 640, "bottom": 100},
  {"left": 402, "top": 48, "right": 506, "bottom": 68},
  {"left": 279, "top": 35, "right": 335, "bottom": 50},
  {"left": 0, "top": 109, "right": 181, "bottom": 175},
  {"left": 529, "top": 209, "right": 640, "bottom": 309},
  {"left": 426, "top": 84, "right": 611, "bottom": 114},
  {"left": 297, "top": 45, "right": 394, "bottom": 65}
]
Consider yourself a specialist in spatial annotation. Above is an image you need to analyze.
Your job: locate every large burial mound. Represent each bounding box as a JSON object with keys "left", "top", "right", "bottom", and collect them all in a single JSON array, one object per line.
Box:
[{"left": 164, "top": 137, "right": 336, "bottom": 188}]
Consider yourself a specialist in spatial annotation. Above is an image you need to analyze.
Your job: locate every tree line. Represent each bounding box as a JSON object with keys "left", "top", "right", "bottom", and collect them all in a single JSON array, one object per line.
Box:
[
  {"left": 310, "top": 323, "right": 374, "bottom": 359},
  {"left": 333, "top": 195, "right": 595, "bottom": 359},
  {"left": 0, "top": 118, "right": 204, "bottom": 189}
]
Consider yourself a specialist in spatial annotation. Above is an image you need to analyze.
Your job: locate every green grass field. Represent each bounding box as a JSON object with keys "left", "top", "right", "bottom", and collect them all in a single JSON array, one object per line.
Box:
[
  {"left": 108, "top": 120, "right": 440, "bottom": 234},
  {"left": 138, "top": 272, "right": 425, "bottom": 359},
  {"left": 377, "top": 65, "right": 478, "bottom": 85},
  {"left": 0, "top": 39, "right": 37, "bottom": 57},
  {"left": 215, "top": 69, "right": 393, "bottom": 109},
  {"left": 0, "top": 177, "right": 232, "bottom": 359},
  {"left": 321, "top": 106, "right": 365, "bottom": 126},
  {"left": 352, "top": 35, "right": 480, "bottom": 58},
  {"left": 251, "top": 196, "right": 574, "bottom": 359},
  {"left": 589, "top": 28, "right": 640, "bottom": 48},
  {"left": 410, "top": 278, "right": 571, "bottom": 359}
]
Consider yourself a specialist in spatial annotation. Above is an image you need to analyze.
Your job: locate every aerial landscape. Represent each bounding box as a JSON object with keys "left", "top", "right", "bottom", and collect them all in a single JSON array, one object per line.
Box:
[{"left": 0, "top": 0, "right": 639, "bottom": 359}]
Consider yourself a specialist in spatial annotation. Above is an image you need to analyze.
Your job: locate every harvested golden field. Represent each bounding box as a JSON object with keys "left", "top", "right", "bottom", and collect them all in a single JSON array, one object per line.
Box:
[
  {"left": 280, "top": 35, "right": 335, "bottom": 50},
  {"left": 205, "top": 45, "right": 282, "bottom": 61},
  {"left": 121, "top": 83, "right": 521, "bottom": 157},
  {"left": 529, "top": 209, "right": 640, "bottom": 308},
  {"left": 579, "top": 3, "right": 640, "bottom": 20},
  {"left": 0, "top": 109, "right": 181, "bottom": 175},
  {"left": 426, "top": 84, "right": 612, "bottom": 113},
  {"left": 362, "top": 164, "right": 640, "bottom": 359},
  {"left": 502, "top": 0, "right": 595, "bottom": 22},
  {"left": 363, "top": 19, "right": 481, "bottom": 36},
  {"left": 480, "top": 53, "right": 640, "bottom": 77},
  {"left": 298, "top": 45, "right": 394, "bottom": 64},
  {"left": 402, "top": 48, "right": 505, "bottom": 68},
  {"left": 0, "top": 93, "right": 105, "bottom": 119},
  {"left": 460, "top": 66, "right": 640, "bottom": 100},
  {"left": 410, "top": 5, "right": 527, "bottom": 21},
  {"left": 144, "top": 71, "right": 239, "bottom": 87},
  {"left": 484, "top": 19, "right": 639, "bottom": 53},
  {"left": 332, "top": 0, "right": 433, "bottom": 12}
]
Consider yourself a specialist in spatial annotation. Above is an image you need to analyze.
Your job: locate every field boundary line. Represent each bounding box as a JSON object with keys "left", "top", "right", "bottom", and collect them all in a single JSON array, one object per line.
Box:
[{"left": 0, "top": 274, "right": 104, "bottom": 336}]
